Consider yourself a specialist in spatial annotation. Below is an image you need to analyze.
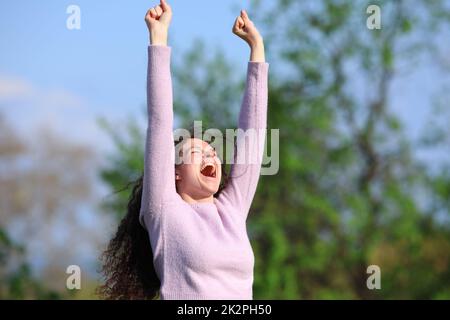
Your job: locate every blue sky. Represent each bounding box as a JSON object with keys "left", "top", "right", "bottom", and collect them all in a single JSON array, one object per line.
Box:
[{"left": 0, "top": 0, "right": 252, "bottom": 150}]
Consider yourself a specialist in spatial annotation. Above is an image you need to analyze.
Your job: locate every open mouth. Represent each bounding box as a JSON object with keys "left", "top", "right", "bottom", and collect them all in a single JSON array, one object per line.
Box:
[{"left": 200, "top": 164, "right": 216, "bottom": 178}]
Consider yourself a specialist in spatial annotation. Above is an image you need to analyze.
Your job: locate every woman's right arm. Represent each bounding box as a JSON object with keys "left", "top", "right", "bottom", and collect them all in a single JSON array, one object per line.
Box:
[{"left": 140, "top": 0, "right": 176, "bottom": 225}]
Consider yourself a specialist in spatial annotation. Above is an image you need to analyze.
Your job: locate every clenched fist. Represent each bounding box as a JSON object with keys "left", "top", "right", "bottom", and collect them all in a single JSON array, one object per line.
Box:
[
  {"left": 232, "top": 10, "right": 263, "bottom": 48},
  {"left": 145, "top": 0, "right": 172, "bottom": 46},
  {"left": 232, "top": 10, "right": 265, "bottom": 62}
]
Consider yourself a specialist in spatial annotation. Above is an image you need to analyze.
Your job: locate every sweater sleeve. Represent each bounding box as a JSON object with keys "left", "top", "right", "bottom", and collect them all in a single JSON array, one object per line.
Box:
[
  {"left": 217, "top": 61, "right": 269, "bottom": 220},
  {"left": 139, "top": 45, "right": 178, "bottom": 225}
]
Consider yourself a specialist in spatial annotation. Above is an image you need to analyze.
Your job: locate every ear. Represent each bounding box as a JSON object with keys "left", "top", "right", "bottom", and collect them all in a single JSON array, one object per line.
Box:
[{"left": 175, "top": 170, "right": 181, "bottom": 181}]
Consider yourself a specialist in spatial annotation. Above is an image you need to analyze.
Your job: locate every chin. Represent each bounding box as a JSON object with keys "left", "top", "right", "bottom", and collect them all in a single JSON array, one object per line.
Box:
[
  {"left": 202, "top": 184, "right": 220, "bottom": 196},
  {"left": 198, "top": 175, "right": 221, "bottom": 196}
]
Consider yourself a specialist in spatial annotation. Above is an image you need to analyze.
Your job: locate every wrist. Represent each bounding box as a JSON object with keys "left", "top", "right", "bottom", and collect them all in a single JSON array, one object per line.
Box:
[
  {"left": 248, "top": 37, "right": 264, "bottom": 50},
  {"left": 150, "top": 31, "right": 168, "bottom": 46},
  {"left": 249, "top": 40, "right": 265, "bottom": 62}
]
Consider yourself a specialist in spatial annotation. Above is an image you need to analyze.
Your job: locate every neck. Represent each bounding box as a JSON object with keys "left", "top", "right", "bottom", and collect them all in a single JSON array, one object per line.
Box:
[{"left": 179, "top": 193, "right": 214, "bottom": 204}]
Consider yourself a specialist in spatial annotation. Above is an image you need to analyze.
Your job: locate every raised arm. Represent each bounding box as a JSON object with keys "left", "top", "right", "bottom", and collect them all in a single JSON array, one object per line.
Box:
[
  {"left": 140, "top": 0, "right": 177, "bottom": 225},
  {"left": 218, "top": 10, "right": 269, "bottom": 219}
]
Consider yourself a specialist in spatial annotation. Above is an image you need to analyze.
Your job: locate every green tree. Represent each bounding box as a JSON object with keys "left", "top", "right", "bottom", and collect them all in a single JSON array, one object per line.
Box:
[
  {"left": 247, "top": 0, "right": 450, "bottom": 299},
  {"left": 0, "top": 228, "right": 60, "bottom": 299}
]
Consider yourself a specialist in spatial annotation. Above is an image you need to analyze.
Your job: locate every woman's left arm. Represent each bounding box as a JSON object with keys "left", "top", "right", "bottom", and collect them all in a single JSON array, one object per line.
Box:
[{"left": 218, "top": 11, "right": 269, "bottom": 219}]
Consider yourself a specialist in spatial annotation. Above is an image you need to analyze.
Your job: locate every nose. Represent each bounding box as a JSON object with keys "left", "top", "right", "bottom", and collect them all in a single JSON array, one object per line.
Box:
[{"left": 203, "top": 149, "right": 216, "bottom": 160}]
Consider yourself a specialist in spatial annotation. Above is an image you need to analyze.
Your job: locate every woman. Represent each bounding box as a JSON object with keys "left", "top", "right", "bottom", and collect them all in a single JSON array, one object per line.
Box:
[{"left": 99, "top": 0, "right": 269, "bottom": 300}]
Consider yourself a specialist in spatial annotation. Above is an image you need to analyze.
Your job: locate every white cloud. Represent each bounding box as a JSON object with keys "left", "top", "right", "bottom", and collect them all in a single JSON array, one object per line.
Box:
[
  {"left": 0, "top": 74, "right": 113, "bottom": 154},
  {"left": 0, "top": 76, "right": 34, "bottom": 99},
  {"left": 0, "top": 74, "right": 84, "bottom": 109}
]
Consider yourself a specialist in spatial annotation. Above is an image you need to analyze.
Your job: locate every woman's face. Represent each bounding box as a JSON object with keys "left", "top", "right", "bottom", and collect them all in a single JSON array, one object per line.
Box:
[{"left": 175, "top": 138, "right": 222, "bottom": 199}]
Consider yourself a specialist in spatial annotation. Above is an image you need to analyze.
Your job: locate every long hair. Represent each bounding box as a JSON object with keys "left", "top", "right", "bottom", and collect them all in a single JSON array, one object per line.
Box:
[
  {"left": 98, "top": 129, "right": 231, "bottom": 299},
  {"left": 97, "top": 175, "right": 160, "bottom": 299}
]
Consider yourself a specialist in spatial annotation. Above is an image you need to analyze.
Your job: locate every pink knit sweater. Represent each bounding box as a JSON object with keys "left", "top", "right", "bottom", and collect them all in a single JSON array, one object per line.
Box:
[{"left": 139, "top": 45, "right": 269, "bottom": 300}]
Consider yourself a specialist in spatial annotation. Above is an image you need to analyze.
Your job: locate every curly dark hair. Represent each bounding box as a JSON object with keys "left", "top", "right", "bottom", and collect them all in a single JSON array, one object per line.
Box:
[
  {"left": 97, "top": 130, "right": 231, "bottom": 300},
  {"left": 97, "top": 175, "right": 160, "bottom": 299}
]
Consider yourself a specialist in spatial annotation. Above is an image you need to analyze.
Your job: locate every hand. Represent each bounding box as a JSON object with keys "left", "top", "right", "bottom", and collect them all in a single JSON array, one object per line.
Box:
[
  {"left": 232, "top": 10, "right": 263, "bottom": 48},
  {"left": 145, "top": 0, "right": 173, "bottom": 45}
]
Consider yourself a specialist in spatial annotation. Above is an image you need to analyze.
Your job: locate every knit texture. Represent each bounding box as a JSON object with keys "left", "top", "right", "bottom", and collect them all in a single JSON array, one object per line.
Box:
[{"left": 140, "top": 45, "right": 269, "bottom": 300}]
